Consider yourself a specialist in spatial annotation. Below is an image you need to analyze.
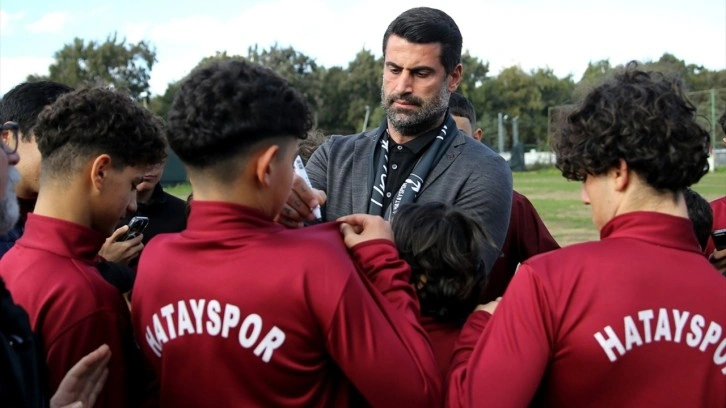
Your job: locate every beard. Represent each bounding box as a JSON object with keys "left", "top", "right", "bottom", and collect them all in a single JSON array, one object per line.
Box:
[
  {"left": 0, "top": 167, "right": 21, "bottom": 235},
  {"left": 381, "top": 82, "right": 450, "bottom": 136}
]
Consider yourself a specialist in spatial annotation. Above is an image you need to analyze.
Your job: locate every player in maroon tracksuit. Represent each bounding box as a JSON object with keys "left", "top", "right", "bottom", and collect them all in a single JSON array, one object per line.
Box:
[
  {"left": 447, "top": 64, "right": 726, "bottom": 407},
  {"left": 481, "top": 191, "right": 559, "bottom": 302},
  {"left": 0, "top": 88, "right": 167, "bottom": 407},
  {"left": 132, "top": 59, "right": 440, "bottom": 407},
  {"left": 707, "top": 197, "right": 726, "bottom": 253},
  {"left": 703, "top": 112, "right": 726, "bottom": 268},
  {"left": 705, "top": 111, "right": 726, "bottom": 272},
  {"left": 391, "top": 201, "right": 491, "bottom": 379}
]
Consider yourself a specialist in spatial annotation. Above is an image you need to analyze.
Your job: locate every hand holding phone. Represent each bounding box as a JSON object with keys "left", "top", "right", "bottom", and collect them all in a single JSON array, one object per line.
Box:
[{"left": 120, "top": 216, "right": 149, "bottom": 242}]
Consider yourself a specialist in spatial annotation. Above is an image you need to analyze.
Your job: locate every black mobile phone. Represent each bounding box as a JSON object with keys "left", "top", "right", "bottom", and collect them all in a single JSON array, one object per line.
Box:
[
  {"left": 120, "top": 216, "right": 149, "bottom": 241},
  {"left": 712, "top": 229, "right": 726, "bottom": 251}
]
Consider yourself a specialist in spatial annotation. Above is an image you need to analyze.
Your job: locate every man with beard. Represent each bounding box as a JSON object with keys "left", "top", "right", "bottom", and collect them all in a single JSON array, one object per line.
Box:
[{"left": 281, "top": 7, "right": 512, "bottom": 273}]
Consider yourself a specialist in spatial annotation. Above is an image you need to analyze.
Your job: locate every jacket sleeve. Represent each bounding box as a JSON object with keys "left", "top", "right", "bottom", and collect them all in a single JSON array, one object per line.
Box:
[
  {"left": 324, "top": 240, "right": 442, "bottom": 407},
  {"left": 454, "top": 153, "right": 513, "bottom": 275},
  {"left": 95, "top": 260, "right": 135, "bottom": 293},
  {"left": 305, "top": 136, "right": 331, "bottom": 194},
  {"left": 44, "top": 309, "right": 141, "bottom": 408},
  {"left": 348, "top": 239, "right": 421, "bottom": 318},
  {"left": 444, "top": 311, "right": 491, "bottom": 408},
  {"left": 515, "top": 194, "right": 560, "bottom": 259},
  {"left": 446, "top": 265, "right": 553, "bottom": 407}
]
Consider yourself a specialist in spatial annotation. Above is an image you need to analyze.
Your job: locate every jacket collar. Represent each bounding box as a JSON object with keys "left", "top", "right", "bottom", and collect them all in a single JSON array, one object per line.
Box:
[
  {"left": 600, "top": 211, "right": 701, "bottom": 253},
  {"left": 353, "top": 115, "right": 467, "bottom": 211},
  {"left": 186, "top": 201, "right": 283, "bottom": 235},
  {"left": 19, "top": 213, "right": 106, "bottom": 262}
]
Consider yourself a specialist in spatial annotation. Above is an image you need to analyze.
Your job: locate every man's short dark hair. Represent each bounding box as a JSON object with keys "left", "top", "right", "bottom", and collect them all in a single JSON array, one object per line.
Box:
[
  {"left": 448, "top": 92, "right": 476, "bottom": 125},
  {"left": 34, "top": 88, "right": 167, "bottom": 176},
  {"left": 0, "top": 81, "right": 73, "bottom": 141},
  {"left": 684, "top": 188, "right": 713, "bottom": 250},
  {"left": 167, "top": 59, "right": 312, "bottom": 176},
  {"left": 554, "top": 62, "right": 710, "bottom": 191},
  {"left": 393, "top": 202, "right": 489, "bottom": 325},
  {"left": 382, "top": 7, "right": 462, "bottom": 75}
]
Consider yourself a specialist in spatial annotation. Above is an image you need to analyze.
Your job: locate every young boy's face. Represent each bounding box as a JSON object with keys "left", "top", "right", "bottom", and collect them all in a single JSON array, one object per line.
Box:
[{"left": 93, "top": 165, "right": 145, "bottom": 235}]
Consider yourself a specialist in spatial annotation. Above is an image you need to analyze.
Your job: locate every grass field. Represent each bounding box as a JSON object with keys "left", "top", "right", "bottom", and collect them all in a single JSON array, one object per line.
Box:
[
  {"left": 165, "top": 167, "right": 726, "bottom": 247},
  {"left": 515, "top": 168, "right": 726, "bottom": 246}
]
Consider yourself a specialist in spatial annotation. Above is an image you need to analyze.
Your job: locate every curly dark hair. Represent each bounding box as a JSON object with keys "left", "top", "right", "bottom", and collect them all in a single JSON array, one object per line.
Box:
[
  {"left": 34, "top": 87, "right": 167, "bottom": 175},
  {"left": 392, "top": 202, "right": 490, "bottom": 325},
  {"left": 0, "top": 81, "right": 73, "bottom": 141},
  {"left": 167, "top": 59, "right": 312, "bottom": 172},
  {"left": 383, "top": 7, "right": 462, "bottom": 75},
  {"left": 553, "top": 62, "right": 710, "bottom": 190}
]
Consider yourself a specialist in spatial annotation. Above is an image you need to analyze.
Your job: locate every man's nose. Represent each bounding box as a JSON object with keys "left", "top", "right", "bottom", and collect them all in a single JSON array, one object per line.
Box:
[
  {"left": 393, "top": 71, "right": 414, "bottom": 95},
  {"left": 127, "top": 193, "right": 138, "bottom": 213}
]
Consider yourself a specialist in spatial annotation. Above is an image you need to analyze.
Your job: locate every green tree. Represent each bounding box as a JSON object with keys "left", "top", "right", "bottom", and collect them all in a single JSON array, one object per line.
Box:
[
  {"left": 247, "top": 44, "right": 322, "bottom": 124},
  {"left": 147, "top": 81, "right": 180, "bottom": 119},
  {"left": 647, "top": 53, "right": 726, "bottom": 91},
  {"left": 458, "top": 50, "right": 490, "bottom": 96},
  {"left": 29, "top": 33, "right": 156, "bottom": 101},
  {"left": 148, "top": 51, "right": 243, "bottom": 118},
  {"left": 342, "top": 49, "right": 383, "bottom": 134},
  {"left": 573, "top": 59, "right": 614, "bottom": 98},
  {"left": 317, "top": 66, "right": 350, "bottom": 133},
  {"left": 532, "top": 68, "right": 575, "bottom": 147},
  {"left": 485, "top": 66, "right": 542, "bottom": 145}
]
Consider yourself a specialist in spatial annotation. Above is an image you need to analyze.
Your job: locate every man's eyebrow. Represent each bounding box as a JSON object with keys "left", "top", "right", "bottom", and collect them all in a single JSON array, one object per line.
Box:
[
  {"left": 410, "top": 66, "right": 435, "bottom": 73},
  {"left": 385, "top": 61, "right": 436, "bottom": 73}
]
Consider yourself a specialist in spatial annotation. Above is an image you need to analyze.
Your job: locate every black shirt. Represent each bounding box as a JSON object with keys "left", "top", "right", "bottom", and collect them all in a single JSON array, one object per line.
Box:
[
  {"left": 120, "top": 183, "right": 188, "bottom": 246},
  {"left": 120, "top": 183, "right": 188, "bottom": 269},
  {"left": 377, "top": 128, "right": 439, "bottom": 211}
]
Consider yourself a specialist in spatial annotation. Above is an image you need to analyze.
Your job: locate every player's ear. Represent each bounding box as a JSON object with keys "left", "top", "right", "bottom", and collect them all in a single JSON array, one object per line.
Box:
[
  {"left": 613, "top": 159, "right": 630, "bottom": 192},
  {"left": 473, "top": 128, "right": 483, "bottom": 142},
  {"left": 255, "top": 144, "right": 280, "bottom": 188},
  {"left": 90, "top": 154, "right": 113, "bottom": 193}
]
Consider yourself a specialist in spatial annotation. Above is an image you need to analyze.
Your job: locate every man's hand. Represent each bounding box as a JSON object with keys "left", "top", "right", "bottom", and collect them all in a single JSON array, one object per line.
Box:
[
  {"left": 475, "top": 297, "right": 502, "bottom": 315},
  {"left": 338, "top": 214, "right": 393, "bottom": 248},
  {"left": 50, "top": 344, "right": 111, "bottom": 408},
  {"left": 709, "top": 248, "right": 726, "bottom": 275},
  {"left": 276, "top": 174, "right": 326, "bottom": 228},
  {"left": 98, "top": 225, "right": 144, "bottom": 266}
]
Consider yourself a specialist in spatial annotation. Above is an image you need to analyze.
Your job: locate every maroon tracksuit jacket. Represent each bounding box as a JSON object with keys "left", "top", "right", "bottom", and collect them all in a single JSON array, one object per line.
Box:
[
  {"left": 132, "top": 201, "right": 440, "bottom": 407},
  {"left": 448, "top": 212, "right": 726, "bottom": 407}
]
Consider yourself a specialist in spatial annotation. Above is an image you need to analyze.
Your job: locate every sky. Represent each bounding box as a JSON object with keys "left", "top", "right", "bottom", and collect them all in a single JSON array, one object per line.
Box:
[{"left": 1, "top": 0, "right": 725, "bottom": 97}]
